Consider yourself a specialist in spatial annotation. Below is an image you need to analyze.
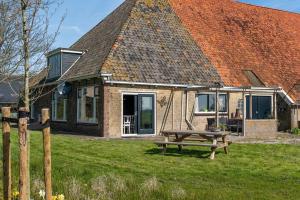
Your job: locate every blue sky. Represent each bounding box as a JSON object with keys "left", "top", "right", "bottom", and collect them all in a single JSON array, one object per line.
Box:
[{"left": 51, "top": 0, "right": 300, "bottom": 48}]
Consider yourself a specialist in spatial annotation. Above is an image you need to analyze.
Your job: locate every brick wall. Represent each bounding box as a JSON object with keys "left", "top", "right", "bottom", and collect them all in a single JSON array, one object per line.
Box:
[
  {"left": 103, "top": 85, "right": 232, "bottom": 138},
  {"left": 245, "top": 120, "right": 278, "bottom": 138}
]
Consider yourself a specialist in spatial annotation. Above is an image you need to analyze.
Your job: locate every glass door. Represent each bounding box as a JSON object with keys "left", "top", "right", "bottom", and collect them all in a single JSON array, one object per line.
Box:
[{"left": 138, "top": 94, "right": 155, "bottom": 134}]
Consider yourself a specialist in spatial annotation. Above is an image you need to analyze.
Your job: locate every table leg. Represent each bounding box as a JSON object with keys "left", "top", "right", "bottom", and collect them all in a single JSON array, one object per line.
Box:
[
  {"left": 222, "top": 135, "right": 228, "bottom": 154},
  {"left": 162, "top": 144, "right": 167, "bottom": 154},
  {"left": 162, "top": 135, "right": 169, "bottom": 154},
  {"left": 210, "top": 137, "right": 217, "bottom": 160},
  {"left": 175, "top": 134, "right": 183, "bottom": 151}
]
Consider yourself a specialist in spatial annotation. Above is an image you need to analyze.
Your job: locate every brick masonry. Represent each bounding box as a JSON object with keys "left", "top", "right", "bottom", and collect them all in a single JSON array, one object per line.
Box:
[{"left": 32, "top": 83, "right": 298, "bottom": 137}]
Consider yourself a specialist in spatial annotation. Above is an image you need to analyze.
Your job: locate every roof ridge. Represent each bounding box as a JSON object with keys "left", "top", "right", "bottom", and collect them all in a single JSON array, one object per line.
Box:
[{"left": 236, "top": 1, "right": 300, "bottom": 16}]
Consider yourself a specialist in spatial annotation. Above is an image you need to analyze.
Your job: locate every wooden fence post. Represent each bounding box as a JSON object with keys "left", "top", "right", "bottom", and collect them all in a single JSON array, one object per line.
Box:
[
  {"left": 18, "top": 107, "right": 29, "bottom": 200},
  {"left": 2, "top": 107, "right": 12, "bottom": 200},
  {"left": 42, "top": 108, "right": 52, "bottom": 200}
]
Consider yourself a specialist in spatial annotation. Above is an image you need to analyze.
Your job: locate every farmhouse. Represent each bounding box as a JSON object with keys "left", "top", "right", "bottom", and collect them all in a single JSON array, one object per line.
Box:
[{"left": 30, "top": 0, "right": 300, "bottom": 137}]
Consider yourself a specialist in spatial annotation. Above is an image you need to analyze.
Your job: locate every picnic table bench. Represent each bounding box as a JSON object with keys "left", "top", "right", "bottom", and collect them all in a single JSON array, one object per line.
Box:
[{"left": 155, "top": 130, "right": 230, "bottom": 160}]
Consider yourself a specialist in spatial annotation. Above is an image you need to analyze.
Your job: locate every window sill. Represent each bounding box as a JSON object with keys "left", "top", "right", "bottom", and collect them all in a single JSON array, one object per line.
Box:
[
  {"left": 52, "top": 120, "right": 67, "bottom": 123},
  {"left": 77, "top": 121, "right": 98, "bottom": 125},
  {"left": 194, "top": 112, "right": 228, "bottom": 116}
]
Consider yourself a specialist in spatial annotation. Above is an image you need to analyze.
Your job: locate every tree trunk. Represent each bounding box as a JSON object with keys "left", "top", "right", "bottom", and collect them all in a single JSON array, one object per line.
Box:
[{"left": 20, "top": 1, "right": 30, "bottom": 199}]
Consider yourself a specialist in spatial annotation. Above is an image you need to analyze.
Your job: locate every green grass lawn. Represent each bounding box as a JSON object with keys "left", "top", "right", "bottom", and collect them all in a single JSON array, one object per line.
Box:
[{"left": 0, "top": 129, "right": 300, "bottom": 200}]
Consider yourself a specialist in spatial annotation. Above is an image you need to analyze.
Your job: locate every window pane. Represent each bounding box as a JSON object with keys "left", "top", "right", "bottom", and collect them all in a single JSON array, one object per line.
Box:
[
  {"left": 85, "top": 95, "right": 94, "bottom": 120},
  {"left": 78, "top": 86, "right": 97, "bottom": 123},
  {"left": 219, "top": 94, "right": 227, "bottom": 112},
  {"left": 140, "top": 96, "right": 153, "bottom": 129},
  {"left": 208, "top": 94, "right": 215, "bottom": 111},
  {"left": 52, "top": 92, "right": 67, "bottom": 121},
  {"left": 95, "top": 98, "right": 99, "bottom": 121},
  {"left": 56, "top": 95, "right": 65, "bottom": 120},
  {"left": 198, "top": 95, "right": 208, "bottom": 112}
]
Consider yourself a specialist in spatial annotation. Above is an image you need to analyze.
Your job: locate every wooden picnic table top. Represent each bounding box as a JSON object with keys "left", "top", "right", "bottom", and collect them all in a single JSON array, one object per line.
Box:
[{"left": 161, "top": 130, "right": 228, "bottom": 137}]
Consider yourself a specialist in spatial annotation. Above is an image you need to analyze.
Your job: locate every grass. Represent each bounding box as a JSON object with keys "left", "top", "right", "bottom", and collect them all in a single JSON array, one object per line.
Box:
[{"left": 0, "top": 129, "right": 300, "bottom": 199}]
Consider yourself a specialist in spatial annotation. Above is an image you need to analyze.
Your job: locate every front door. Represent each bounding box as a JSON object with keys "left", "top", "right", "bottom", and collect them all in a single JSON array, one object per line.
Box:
[{"left": 138, "top": 94, "right": 155, "bottom": 134}]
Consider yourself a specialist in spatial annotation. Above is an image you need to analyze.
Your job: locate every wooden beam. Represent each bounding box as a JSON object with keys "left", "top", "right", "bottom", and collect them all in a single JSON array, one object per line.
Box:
[
  {"left": 215, "top": 89, "right": 219, "bottom": 128},
  {"left": 18, "top": 107, "right": 29, "bottom": 200},
  {"left": 273, "top": 93, "right": 277, "bottom": 120},
  {"left": 2, "top": 107, "right": 11, "bottom": 200},
  {"left": 242, "top": 91, "right": 246, "bottom": 137},
  {"left": 249, "top": 93, "right": 253, "bottom": 119},
  {"left": 42, "top": 109, "right": 52, "bottom": 200}
]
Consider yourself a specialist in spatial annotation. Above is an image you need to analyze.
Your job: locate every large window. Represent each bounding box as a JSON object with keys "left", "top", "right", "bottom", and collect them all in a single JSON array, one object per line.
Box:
[
  {"left": 196, "top": 93, "right": 227, "bottom": 113},
  {"left": 52, "top": 91, "right": 67, "bottom": 121},
  {"left": 246, "top": 95, "right": 272, "bottom": 119},
  {"left": 77, "top": 86, "right": 99, "bottom": 123}
]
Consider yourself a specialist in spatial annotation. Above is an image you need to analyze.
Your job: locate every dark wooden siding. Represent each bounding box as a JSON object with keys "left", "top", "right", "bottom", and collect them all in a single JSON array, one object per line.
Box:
[
  {"left": 31, "top": 78, "right": 103, "bottom": 136},
  {"left": 47, "top": 54, "right": 61, "bottom": 80},
  {"left": 61, "top": 53, "right": 81, "bottom": 74}
]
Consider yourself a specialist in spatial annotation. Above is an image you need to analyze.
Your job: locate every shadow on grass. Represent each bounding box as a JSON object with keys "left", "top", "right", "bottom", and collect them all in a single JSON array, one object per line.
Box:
[{"left": 145, "top": 147, "right": 220, "bottom": 159}]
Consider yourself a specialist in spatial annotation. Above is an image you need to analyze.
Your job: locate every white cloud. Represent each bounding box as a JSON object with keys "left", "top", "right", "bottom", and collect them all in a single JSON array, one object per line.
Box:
[{"left": 61, "top": 25, "right": 83, "bottom": 35}]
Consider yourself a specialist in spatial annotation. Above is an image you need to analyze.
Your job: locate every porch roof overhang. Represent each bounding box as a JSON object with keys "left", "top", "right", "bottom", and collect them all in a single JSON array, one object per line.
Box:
[
  {"left": 104, "top": 80, "right": 295, "bottom": 105},
  {"left": 187, "top": 85, "right": 282, "bottom": 93}
]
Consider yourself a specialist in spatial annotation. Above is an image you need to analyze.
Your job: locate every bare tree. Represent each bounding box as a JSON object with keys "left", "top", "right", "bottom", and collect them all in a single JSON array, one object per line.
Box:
[
  {"left": 1, "top": 0, "right": 64, "bottom": 199},
  {"left": 0, "top": 0, "right": 22, "bottom": 81}
]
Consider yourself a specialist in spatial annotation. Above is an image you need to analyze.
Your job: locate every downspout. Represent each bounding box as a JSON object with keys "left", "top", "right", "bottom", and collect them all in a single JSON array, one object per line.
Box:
[{"left": 185, "top": 90, "right": 195, "bottom": 130}]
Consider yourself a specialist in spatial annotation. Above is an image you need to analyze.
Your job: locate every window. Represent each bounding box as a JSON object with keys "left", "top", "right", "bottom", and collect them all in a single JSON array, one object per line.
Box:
[
  {"left": 237, "top": 99, "right": 244, "bottom": 111},
  {"left": 77, "top": 86, "right": 99, "bottom": 123},
  {"left": 52, "top": 91, "right": 67, "bottom": 121},
  {"left": 246, "top": 95, "right": 272, "bottom": 119},
  {"left": 243, "top": 70, "right": 264, "bottom": 87},
  {"left": 197, "top": 93, "right": 227, "bottom": 113}
]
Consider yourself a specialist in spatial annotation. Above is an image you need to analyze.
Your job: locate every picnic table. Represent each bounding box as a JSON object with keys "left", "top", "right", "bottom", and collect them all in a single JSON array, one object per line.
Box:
[{"left": 155, "top": 130, "right": 230, "bottom": 159}]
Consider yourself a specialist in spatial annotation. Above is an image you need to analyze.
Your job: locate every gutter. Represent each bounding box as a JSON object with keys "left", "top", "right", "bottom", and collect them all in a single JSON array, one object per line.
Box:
[
  {"left": 31, "top": 74, "right": 101, "bottom": 89},
  {"left": 104, "top": 80, "right": 207, "bottom": 88}
]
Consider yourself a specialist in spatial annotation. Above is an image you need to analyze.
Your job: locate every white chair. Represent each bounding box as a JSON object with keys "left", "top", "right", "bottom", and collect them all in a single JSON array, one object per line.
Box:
[{"left": 123, "top": 116, "right": 131, "bottom": 134}]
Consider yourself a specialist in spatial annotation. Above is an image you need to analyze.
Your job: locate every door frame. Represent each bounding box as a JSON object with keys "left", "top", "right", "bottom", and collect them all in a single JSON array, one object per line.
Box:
[{"left": 121, "top": 92, "right": 157, "bottom": 137}]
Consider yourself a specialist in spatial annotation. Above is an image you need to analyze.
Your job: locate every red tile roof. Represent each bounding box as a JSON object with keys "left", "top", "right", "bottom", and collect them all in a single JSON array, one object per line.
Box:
[{"left": 169, "top": 0, "right": 300, "bottom": 101}]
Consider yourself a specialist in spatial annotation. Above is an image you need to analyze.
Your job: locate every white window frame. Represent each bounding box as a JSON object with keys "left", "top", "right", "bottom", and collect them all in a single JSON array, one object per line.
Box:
[
  {"left": 195, "top": 92, "right": 228, "bottom": 114},
  {"left": 51, "top": 91, "right": 67, "bottom": 122},
  {"left": 77, "top": 86, "right": 99, "bottom": 124}
]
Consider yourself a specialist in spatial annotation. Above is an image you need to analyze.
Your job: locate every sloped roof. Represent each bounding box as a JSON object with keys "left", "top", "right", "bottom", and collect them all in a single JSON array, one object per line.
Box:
[
  {"left": 169, "top": 0, "right": 300, "bottom": 100},
  {"left": 60, "top": 0, "right": 136, "bottom": 81},
  {"left": 100, "top": 0, "right": 222, "bottom": 85},
  {"left": 59, "top": 0, "right": 222, "bottom": 85},
  {"left": 0, "top": 76, "right": 22, "bottom": 104}
]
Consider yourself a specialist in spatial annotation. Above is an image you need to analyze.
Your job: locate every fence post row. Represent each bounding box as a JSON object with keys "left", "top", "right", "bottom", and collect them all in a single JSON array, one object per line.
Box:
[
  {"left": 1, "top": 107, "right": 52, "bottom": 200},
  {"left": 2, "top": 107, "right": 12, "bottom": 200},
  {"left": 42, "top": 108, "right": 52, "bottom": 200}
]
